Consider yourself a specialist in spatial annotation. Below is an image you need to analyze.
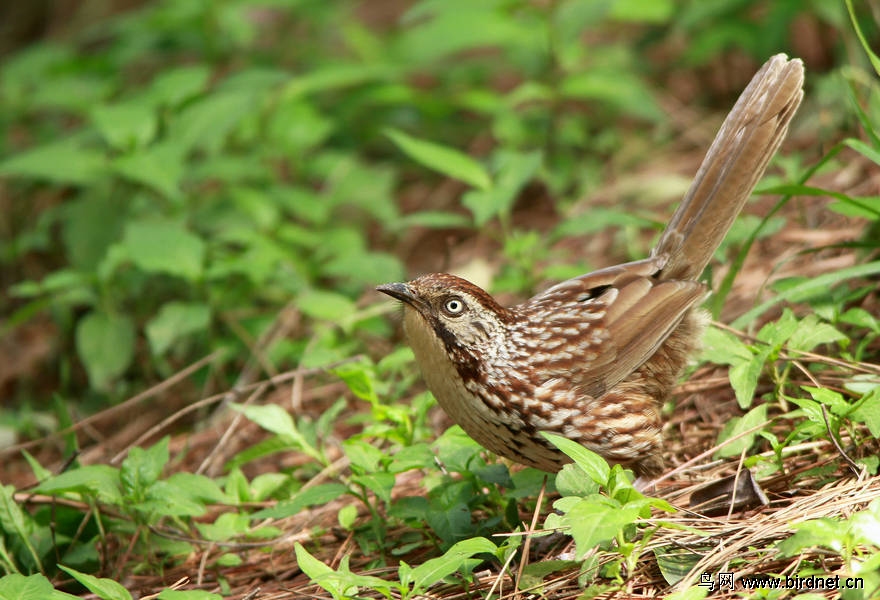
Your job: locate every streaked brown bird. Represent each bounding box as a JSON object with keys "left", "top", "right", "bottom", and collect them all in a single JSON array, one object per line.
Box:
[{"left": 378, "top": 55, "right": 804, "bottom": 477}]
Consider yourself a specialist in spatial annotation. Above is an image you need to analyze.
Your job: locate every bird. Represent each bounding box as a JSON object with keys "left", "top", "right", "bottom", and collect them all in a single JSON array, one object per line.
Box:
[{"left": 377, "top": 54, "right": 804, "bottom": 478}]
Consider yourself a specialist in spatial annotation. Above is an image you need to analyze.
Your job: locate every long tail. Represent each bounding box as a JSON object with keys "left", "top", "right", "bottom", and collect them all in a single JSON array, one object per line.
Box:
[{"left": 652, "top": 54, "right": 804, "bottom": 281}]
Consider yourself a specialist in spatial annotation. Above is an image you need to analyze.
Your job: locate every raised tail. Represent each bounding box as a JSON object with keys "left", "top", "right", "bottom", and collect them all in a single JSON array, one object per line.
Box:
[{"left": 653, "top": 54, "right": 804, "bottom": 281}]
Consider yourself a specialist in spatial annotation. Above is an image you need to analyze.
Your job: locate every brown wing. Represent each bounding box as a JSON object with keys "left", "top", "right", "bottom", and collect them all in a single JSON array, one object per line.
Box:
[{"left": 514, "top": 258, "right": 706, "bottom": 398}]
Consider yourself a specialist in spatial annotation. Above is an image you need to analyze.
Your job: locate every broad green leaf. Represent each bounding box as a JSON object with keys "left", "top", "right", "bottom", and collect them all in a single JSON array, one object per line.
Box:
[
  {"left": 157, "top": 590, "right": 222, "bottom": 600},
  {"left": 351, "top": 473, "right": 395, "bottom": 505},
  {"left": 253, "top": 484, "right": 348, "bottom": 519},
  {"left": 564, "top": 496, "right": 639, "bottom": 558},
  {"left": 714, "top": 404, "right": 768, "bottom": 459},
  {"left": 343, "top": 438, "right": 387, "bottom": 473},
  {"left": 756, "top": 308, "right": 798, "bottom": 348},
  {"left": 33, "top": 465, "right": 123, "bottom": 505},
  {"left": 787, "top": 316, "right": 846, "bottom": 352},
  {"left": 462, "top": 150, "right": 542, "bottom": 225},
  {"left": 282, "top": 63, "right": 396, "bottom": 98},
  {"left": 75, "top": 311, "right": 135, "bottom": 390},
  {"left": 385, "top": 128, "right": 491, "bottom": 191},
  {"left": 654, "top": 546, "right": 704, "bottom": 586},
  {"left": 121, "top": 220, "right": 205, "bottom": 280},
  {"left": 542, "top": 432, "right": 610, "bottom": 485},
  {"left": 295, "top": 290, "right": 356, "bottom": 322},
  {"left": 776, "top": 518, "right": 843, "bottom": 556},
  {"left": 293, "top": 543, "right": 346, "bottom": 599},
  {"left": 332, "top": 361, "right": 378, "bottom": 404},
  {"left": 231, "top": 403, "right": 324, "bottom": 463},
  {"left": 804, "top": 386, "right": 850, "bottom": 417},
  {"left": 0, "top": 139, "right": 106, "bottom": 186},
  {"left": 173, "top": 89, "right": 257, "bottom": 155},
  {"left": 232, "top": 403, "right": 296, "bottom": 439},
  {"left": 120, "top": 437, "right": 169, "bottom": 497},
  {"left": 409, "top": 537, "right": 497, "bottom": 591},
  {"left": 728, "top": 347, "right": 769, "bottom": 409},
  {"left": 0, "top": 485, "right": 42, "bottom": 572},
  {"left": 850, "top": 498, "right": 880, "bottom": 546},
  {"left": 609, "top": 0, "right": 674, "bottom": 23},
  {"left": 338, "top": 504, "right": 357, "bottom": 530},
  {"left": 560, "top": 69, "right": 661, "bottom": 121},
  {"left": 113, "top": 143, "right": 184, "bottom": 200},
  {"left": 700, "top": 326, "right": 751, "bottom": 365},
  {"left": 554, "top": 463, "right": 600, "bottom": 498},
  {"left": 61, "top": 196, "right": 126, "bottom": 269},
  {"left": 665, "top": 586, "right": 709, "bottom": 600},
  {"left": 851, "top": 388, "right": 880, "bottom": 437},
  {"left": 91, "top": 101, "right": 157, "bottom": 150},
  {"left": 146, "top": 302, "right": 211, "bottom": 356},
  {"left": 59, "top": 565, "right": 132, "bottom": 600},
  {"left": 142, "top": 480, "right": 207, "bottom": 517},
  {"left": 147, "top": 65, "right": 212, "bottom": 107},
  {"left": 0, "top": 573, "right": 80, "bottom": 600},
  {"left": 165, "top": 472, "right": 228, "bottom": 504}
]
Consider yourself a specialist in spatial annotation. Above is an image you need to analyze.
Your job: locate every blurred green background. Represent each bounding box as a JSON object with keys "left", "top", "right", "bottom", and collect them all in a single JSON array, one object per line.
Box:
[{"left": 0, "top": 0, "right": 874, "bottom": 425}]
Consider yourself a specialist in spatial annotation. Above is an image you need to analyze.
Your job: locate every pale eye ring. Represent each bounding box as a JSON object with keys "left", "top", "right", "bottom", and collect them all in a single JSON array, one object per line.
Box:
[{"left": 442, "top": 296, "right": 466, "bottom": 316}]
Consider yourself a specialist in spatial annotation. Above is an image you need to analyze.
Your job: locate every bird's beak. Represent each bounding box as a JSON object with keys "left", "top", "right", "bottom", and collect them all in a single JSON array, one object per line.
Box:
[{"left": 376, "top": 282, "right": 419, "bottom": 307}]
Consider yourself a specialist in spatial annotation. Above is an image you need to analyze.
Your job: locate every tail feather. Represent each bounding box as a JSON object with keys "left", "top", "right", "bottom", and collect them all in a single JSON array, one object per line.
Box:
[{"left": 653, "top": 54, "right": 805, "bottom": 281}]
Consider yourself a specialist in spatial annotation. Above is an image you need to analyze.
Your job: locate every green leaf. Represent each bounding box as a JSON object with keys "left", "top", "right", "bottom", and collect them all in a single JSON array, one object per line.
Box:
[
  {"left": 462, "top": 150, "right": 542, "bottom": 225},
  {"left": 338, "top": 504, "right": 357, "bottom": 530},
  {"left": 157, "top": 590, "right": 222, "bottom": 600},
  {"left": 112, "top": 143, "right": 184, "bottom": 200},
  {"left": 121, "top": 220, "right": 205, "bottom": 280},
  {"left": 33, "top": 465, "right": 123, "bottom": 505},
  {"left": 385, "top": 128, "right": 491, "bottom": 191},
  {"left": 728, "top": 346, "right": 769, "bottom": 409},
  {"left": 91, "top": 101, "right": 157, "bottom": 150},
  {"left": 775, "top": 518, "right": 843, "bottom": 556},
  {"left": 295, "top": 290, "right": 356, "bottom": 322},
  {"left": 351, "top": 472, "right": 395, "bottom": 505},
  {"left": 0, "top": 574, "right": 80, "bottom": 600},
  {"left": 120, "top": 437, "right": 169, "bottom": 497},
  {"left": 409, "top": 537, "right": 497, "bottom": 591},
  {"left": 146, "top": 302, "right": 211, "bottom": 356},
  {"left": 560, "top": 69, "right": 661, "bottom": 121},
  {"left": 293, "top": 543, "right": 347, "bottom": 600},
  {"left": 231, "top": 403, "right": 297, "bottom": 439},
  {"left": 787, "top": 316, "right": 846, "bottom": 352},
  {"left": 0, "top": 484, "right": 43, "bottom": 572},
  {"left": 714, "top": 404, "right": 768, "bottom": 459},
  {"left": 665, "top": 585, "right": 709, "bottom": 600},
  {"left": 563, "top": 496, "right": 639, "bottom": 558},
  {"left": 654, "top": 546, "right": 704, "bottom": 586},
  {"left": 756, "top": 308, "right": 798, "bottom": 348},
  {"left": 173, "top": 89, "right": 258, "bottom": 155},
  {"left": 0, "top": 139, "right": 106, "bottom": 186},
  {"left": 58, "top": 565, "right": 132, "bottom": 600},
  {"left": 228, "top": 403, "right": 325, "bottom": 463},
  {"left": 75, "top": 311, "right": 136, "bottom": 390},
  {"left": 851, "top": 389, "right": 880, "bottom": 437},
  {"left": 147, "top": 65, "right": 212, "bottom": 107},
  {"left": 252, "top": 483, "right": 349, "bottom": 520},
  {"left": 164, "top": 472, "right": 228, "bottom": 504},
  {"left": 699, "top": 326, "right": 751, "bottom": 365},
  {"left": 140, "top": 480, "right": 207, "bottom": 517},
  {"left": 609, "top": 0, "right": 674, "bottom": 23},
  {"left": 332, "top": 361, "right": 379, "bottom": 404},
  {"left": 542, "top": 432, "right": 610, "bottom": 485}
]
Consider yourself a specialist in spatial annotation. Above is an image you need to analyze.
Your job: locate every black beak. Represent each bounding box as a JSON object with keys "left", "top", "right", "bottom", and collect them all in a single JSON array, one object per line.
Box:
[{"left": 376, "top": 282, "right": 418, "bottom": 306}]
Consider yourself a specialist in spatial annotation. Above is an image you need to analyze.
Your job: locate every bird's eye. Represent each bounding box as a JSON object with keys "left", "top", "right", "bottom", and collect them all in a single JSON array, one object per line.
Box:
[{"left": 442, "top": 296, "right": 466, "bottom": 316}]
